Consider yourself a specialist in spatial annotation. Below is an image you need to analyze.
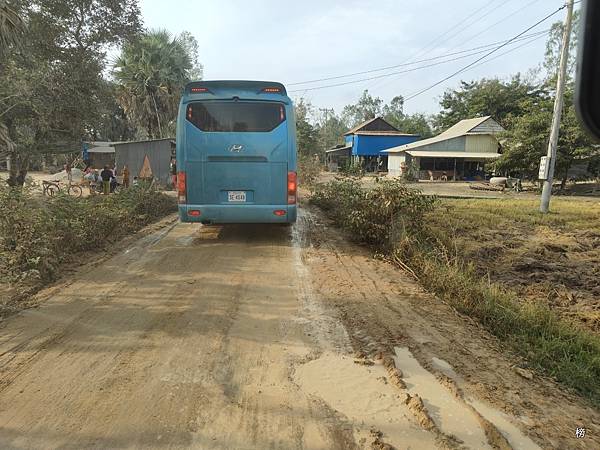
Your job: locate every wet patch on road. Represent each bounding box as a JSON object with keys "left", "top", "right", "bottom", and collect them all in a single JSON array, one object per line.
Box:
[{"left": 294, "top": 352, "right": 438, "bottom": 449}]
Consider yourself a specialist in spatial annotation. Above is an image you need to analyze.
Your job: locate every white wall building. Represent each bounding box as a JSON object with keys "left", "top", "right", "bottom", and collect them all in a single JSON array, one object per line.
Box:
[{"left": 384, "top": 116, "right": 505, "bottom": 181}]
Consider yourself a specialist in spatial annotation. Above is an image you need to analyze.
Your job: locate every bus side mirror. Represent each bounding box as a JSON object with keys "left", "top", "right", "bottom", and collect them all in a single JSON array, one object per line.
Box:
[{"left": 576, "top": 0, "right": 600, "bottom": 140}]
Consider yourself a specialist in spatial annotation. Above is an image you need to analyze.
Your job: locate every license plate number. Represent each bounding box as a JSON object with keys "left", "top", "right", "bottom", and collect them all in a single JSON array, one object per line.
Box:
[{"left": 228, "top": 191, "right": 246, "bottom": 202}]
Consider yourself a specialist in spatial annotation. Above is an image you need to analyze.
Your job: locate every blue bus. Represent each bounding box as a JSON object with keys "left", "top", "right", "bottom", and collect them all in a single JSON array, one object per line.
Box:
[{"left": 176, "top": 80, "right": 297, "bottom": 224}]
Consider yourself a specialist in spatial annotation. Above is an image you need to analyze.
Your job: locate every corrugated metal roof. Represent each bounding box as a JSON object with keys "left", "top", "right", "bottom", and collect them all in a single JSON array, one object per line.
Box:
[
  {"left": 325, "top": 144, "right": 352, "bottom": 153},
  {"left": 86, "top": 138, "right": 174, "bottom": 148},
  {"left": 354, "top": 131, "right": 418, "bottom": 136},
  {"left": 384, "top": 116, "right": 504, "bottom": 153},
  {"left": 404, "top": 150, "right": 501, "bottom": 158},
  {"left": 343, "top": 117, "right": 400, "bottom": 135},
  {"left": 344, "top": 117, "right": 381, "bottom": 135},
  {"left": 113, "top": 138, "right": 175, "bottom": 146}
]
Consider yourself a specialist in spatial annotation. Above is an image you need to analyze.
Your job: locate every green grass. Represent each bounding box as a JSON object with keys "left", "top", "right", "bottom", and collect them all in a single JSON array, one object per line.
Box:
[
  {"left": 439, "top": 198, "right": 600, "bottom": 234},
  {"left": 409, "top": 248, "right": 600, "bottom": 405}
]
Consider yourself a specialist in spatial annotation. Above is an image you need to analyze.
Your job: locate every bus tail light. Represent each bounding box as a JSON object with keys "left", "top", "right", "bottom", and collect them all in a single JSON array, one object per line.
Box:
[
  {"left": 273, "top": 210, "right": 286, "bottom": 216},
  {"left": 188, "top": 210, "right": 201, "bottom": 217},
  {"left": 287, "top": 171, "right": 297, "bottom": 205},
  {"left": 177, "top": 171, "right": 186, "bottom": 204}
]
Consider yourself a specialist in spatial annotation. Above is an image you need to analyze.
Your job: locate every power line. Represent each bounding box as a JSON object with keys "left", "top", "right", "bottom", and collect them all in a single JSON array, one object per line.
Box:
[
  {"left": 451, "top": 0, "right": 543, "bottom": 52},
  {"left": 288, "top": 30, "right": 548, "bottom": 87},
  {"left": 368, "top": 0, "right": 508, "bottom": 91},
  {"left": 288, "top": 31, "right": 548, "bottom": 93},
  {"left": 402, "top": 0, "right": 501, "bottom": 64},
  {"left": 466, "top": 32, "right": 548, "bottom": 72},
  {"left": 370, "top": 0, "right": 541, "bottom": 92},
  {"left": 411, "top": 1, "right": 514, "bottom": 60},
  {"left": 403, "top": 4, "right": 568, "bottom": 102}
]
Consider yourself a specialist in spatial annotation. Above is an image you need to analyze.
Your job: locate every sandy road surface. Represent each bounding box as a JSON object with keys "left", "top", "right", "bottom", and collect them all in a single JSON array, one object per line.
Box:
[{"left": 0, "top": 205, "right": 598, "bottom": 449}]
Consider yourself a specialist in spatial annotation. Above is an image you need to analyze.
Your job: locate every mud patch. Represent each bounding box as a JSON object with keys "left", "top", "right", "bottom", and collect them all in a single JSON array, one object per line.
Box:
[
  {"left": 469, "top": 399, "right": 540, "bottom": 450},
  {"left": 393, "top": 347, "right": 491, "bottom": 449},
  {"left": 294, "top": 352, "right": 438, "bottom": 449},
  {"left": 429, "top": 354, "right": 541, "bottom": 450}
]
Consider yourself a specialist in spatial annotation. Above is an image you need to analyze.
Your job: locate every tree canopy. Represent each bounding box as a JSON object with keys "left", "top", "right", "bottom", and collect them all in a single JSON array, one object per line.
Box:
[
  {"left": 1, "top": 0, "right": 143, "bottom": 186},
  {"left": 294, "top": 98, "right": 319, "bottom": 157},
  {"left": 113, "top": 29, "right": 195, "bottom": 139},
  {"left": 495, "top": 87, "right": 596, "bottom": 184},
  {"left": 435, "top": 75, "right": 542, "bottom": 131},
  {"left": 0, "top": 0, "right": 25, "bottom": 55},
  {"left": 342, "top": 90, "right": 383, "bottom": 128}
]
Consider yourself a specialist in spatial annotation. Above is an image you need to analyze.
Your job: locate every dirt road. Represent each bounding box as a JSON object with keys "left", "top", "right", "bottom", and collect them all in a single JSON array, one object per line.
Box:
[{"left": 0, "top": 205, "right": 598, "bottom": 449}]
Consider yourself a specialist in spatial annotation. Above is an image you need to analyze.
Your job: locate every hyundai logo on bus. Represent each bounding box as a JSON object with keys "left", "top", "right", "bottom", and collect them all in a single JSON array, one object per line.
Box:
[{"left": 229, "top": 144, "right": 244, "bottom": 153}]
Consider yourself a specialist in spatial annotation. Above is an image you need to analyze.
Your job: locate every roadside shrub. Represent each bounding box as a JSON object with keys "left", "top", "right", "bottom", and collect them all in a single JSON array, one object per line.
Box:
[
  {"left": 0, "top": 185, "right": 176, "bottom": 288},
  {"left": 298, "top": 154, "right": 321, "bottom": 187},
  {"left": 338, "top": 160, "right": 364, "bottom": 177},
  {"left": 312, "top": 176, "right": 436, "bottom": 248}
]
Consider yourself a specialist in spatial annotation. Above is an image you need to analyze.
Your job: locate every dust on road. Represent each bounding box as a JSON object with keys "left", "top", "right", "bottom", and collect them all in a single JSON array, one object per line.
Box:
[{"left": 0, "top": 206, "right": 597, "bottom": 449}]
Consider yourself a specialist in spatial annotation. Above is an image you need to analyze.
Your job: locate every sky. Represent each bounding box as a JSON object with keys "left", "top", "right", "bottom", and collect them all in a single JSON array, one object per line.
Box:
[{"left": 139, "top": 0, "right": 570, "bottom": 117}]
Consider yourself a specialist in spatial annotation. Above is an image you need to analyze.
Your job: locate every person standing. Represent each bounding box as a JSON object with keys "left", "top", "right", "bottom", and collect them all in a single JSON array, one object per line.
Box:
[
  {"left": 122, "top": 165, "right": 130, "bottom": 188},
  {"left": 100, "top": 165, "right": 112, "bottom": 195}
]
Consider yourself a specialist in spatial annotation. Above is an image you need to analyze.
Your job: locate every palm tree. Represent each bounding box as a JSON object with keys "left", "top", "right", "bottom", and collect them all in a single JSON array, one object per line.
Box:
[
  {"left": 113, "top": 30, "right": 193, "bottom": 139},
  {"left": 0, "top": 0, "right": 25, "bottom": 55}
]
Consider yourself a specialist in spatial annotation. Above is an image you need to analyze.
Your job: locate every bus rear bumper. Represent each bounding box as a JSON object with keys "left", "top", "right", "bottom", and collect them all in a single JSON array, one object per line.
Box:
[{"left": 178, "top": 204, "right": 297, "bottom": 224}]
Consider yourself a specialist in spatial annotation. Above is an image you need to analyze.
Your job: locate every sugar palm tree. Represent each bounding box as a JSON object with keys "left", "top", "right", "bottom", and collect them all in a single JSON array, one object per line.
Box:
[
  {"left": 113, "top": 30, "right": 192, "bottom": 139},
  {"left": 0, "top": 0, "right": 24, "bottom": 55}
]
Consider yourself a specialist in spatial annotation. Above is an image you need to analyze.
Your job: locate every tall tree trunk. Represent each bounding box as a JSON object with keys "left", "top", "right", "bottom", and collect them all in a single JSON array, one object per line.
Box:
[
  {"left": 6, "top": 150, "right": 28, "bottom": 187},
  {"left": 560, "top": 158, "right": 573, "bottom": 190},
  {"left": 1, "top": 121, "right": 23, "bottom": 187}
]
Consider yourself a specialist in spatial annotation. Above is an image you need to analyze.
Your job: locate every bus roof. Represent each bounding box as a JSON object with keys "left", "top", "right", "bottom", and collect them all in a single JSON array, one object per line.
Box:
[{"left": 183, "top": 80, "right": 288, "bottom": 100}]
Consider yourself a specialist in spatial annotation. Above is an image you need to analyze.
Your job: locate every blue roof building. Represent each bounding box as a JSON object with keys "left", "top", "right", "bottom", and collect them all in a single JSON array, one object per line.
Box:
[{"left": 326, "top": 117, "right": 420, "bottom": 171}]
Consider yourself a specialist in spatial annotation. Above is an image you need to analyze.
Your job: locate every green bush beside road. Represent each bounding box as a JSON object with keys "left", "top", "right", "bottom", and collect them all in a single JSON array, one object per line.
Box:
[
  {"left": 312, "top": 177, "right": 600, "bottom": 407},
  {"left": 0, "top": 186, "right": 176, "bottom": 306}
]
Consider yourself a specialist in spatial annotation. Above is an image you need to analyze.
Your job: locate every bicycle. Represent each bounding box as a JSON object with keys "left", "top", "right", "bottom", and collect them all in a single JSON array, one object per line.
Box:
[{"left": 42, "top": 180, "right": 83, "bottom": 198}]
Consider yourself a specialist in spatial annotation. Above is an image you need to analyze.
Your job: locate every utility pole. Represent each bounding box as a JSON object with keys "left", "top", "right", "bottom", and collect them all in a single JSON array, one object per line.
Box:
[
  {"left": 319, "top": 108, "right": 334, "bottom": 163},
  {"left": 540, "top": 0, "right": 574, "bottom": 213}
]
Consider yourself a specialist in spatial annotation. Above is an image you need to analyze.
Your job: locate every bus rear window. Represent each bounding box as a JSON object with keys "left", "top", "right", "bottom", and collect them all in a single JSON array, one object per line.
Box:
[{"left": 186, "top": 101, "right": 285, "bottom": 132}]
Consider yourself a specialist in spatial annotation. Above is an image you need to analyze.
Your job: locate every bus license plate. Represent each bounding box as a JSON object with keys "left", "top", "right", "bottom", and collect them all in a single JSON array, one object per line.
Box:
[{"left": 228, "top": 191, "right": 246, "bottom": 202}]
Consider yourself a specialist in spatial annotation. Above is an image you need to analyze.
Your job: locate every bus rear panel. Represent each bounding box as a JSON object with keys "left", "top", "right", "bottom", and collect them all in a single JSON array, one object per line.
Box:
[{"left": 176, "top": 81, "right": 297, "bottom": 224}]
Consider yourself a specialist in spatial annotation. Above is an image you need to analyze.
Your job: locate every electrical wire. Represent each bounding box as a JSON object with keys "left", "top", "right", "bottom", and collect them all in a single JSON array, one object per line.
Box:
[
  {"left": 288, "top": 30, "right": 548, "bottom": 87},
  {"left": 450, "top": 0, "right": 543, "bottom": 53},
  {"left": 401, "top": 0, "right": 501, "bottom": 64},
  {"left": 403, "top": 4, "right": 568, "bottom": 102},
  {"left": 372, "top": 0, "right": 540, "bottom": 92},
  {"left": 287, "top": 31, "right": 548, "bottom": 93},
  {"left": 465, "top": 32, "right": 548, "bottom": 72},
  {"left": 367, "top": 0, "right": 509, "bottom": 92}
]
